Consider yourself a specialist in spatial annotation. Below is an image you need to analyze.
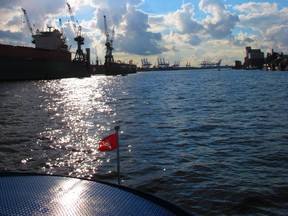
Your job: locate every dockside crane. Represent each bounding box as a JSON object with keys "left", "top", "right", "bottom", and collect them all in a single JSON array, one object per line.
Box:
[
  {"left": 21, "top": 7, "right": 36, "bottom": 44},
  {"left": 66, "top": 2, "right": 85, "bottom": 62},
  {"left": 59, "top": 18, "right": 63, "bottom": 34},
  {"left": 58, "top": 18, "right": 69, "bottom": 51},
  {"left": 103, "top": 15, "right": 114, "bottom": 64},
  {"left": 95, "top": 46, "right": 99, "bottom": 65}
]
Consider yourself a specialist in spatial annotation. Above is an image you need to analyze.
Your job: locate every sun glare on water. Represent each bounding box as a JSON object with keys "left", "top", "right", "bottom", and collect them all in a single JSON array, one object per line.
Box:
[{"left": 35, "top": 76, "right": 122, "bottom": 179}]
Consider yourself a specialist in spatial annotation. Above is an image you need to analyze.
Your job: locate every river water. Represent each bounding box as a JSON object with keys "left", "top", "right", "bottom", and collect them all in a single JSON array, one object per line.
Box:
[{"left": 1, "top": 69, "right": 288, "bottom": 215}]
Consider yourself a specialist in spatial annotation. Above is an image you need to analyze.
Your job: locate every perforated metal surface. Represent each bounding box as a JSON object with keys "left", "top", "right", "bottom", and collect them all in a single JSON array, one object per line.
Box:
[{"left": 0, "top": 174, "right": 191, "bottom": 215}]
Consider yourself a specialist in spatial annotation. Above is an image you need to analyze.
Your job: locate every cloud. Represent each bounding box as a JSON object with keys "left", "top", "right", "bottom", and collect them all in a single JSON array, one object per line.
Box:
[
  {"left": 116, "top": 4, "right": 168, "bottom": 55},
  {"left": 265, "top": 25, "right": 288, "bottom": 50},
  {"left": 234, "top": 2, "right": 280, "bottom": 33},
  {"left": 199, "top": 0, "right": 239, "bottom": 39},
  {"left": 0, "top": 30, "right": 24, "bottom": 45},
  {"left": 169, "top": 3, "right": 203, "bottom": 34},
  {"left": 233, "top": 2, "right": 288, "bottom": 52},
  {"left": 232, "top": 32, "right": 255, "bottom": 46}
]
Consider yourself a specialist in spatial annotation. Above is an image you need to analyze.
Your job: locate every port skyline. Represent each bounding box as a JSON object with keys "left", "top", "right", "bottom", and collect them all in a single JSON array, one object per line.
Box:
[{"left": 0, "top": 0, "right": 287, "bottom": 68}]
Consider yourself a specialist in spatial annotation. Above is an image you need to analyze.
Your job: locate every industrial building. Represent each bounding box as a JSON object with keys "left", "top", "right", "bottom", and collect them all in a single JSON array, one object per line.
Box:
[
  {"left": 243, "top": 47, "right": 265, "bottom": 69},
  {"left": 264, "top": 49, "right": 288, "bottom": 71}
]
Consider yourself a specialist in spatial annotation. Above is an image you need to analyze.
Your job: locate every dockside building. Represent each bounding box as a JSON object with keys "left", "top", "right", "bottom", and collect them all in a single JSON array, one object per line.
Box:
[{"left": 243, "top": 47, "right": 265, "bottom": 69}]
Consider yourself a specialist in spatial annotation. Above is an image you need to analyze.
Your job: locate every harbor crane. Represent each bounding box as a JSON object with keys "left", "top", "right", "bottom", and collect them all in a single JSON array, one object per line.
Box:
[
  {"left": 66, "top": 2, "right": 85, "bottom": 62},
  {"left": 95, "top": 46, "right": 99, "bottom": 66},
  {"left": 58, "top": 18, "right": 69, "bottom": 51},
  {"left": 21, "top": 7, "right": 36, "bottom": 44},
  {"left": 103, "top": 15, "right": 114, "bottom": 64},
  {"left": 58, "top": 18, "right": 63, "bottom": 34}
]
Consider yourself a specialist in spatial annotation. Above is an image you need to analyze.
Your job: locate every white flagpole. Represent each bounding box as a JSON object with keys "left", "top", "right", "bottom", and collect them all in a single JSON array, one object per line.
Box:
[{"left": 114, "top": 125, "right": 120, "bottom": 185}]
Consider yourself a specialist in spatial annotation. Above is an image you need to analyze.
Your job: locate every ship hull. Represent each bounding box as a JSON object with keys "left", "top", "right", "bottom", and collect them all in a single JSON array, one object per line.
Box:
[
  {"left": 104, "top": 62, "right": 137, "bottom": 75},
  {"left": 0, "top": 44, "right": 90, "bottom": 81},
  {"left": 89, "top": 64, "right": 105, "bottom": 75}
]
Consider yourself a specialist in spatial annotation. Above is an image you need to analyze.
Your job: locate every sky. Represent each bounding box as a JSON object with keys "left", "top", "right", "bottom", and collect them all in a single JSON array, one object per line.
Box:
[{"left": 1, "top": 0, "right": 288, "bottom": 67}]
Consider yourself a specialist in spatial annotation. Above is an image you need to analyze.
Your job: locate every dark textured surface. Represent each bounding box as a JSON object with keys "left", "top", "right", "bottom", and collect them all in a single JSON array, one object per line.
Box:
[{"left": 0, "top": 174, "right": 190, "bottom": 215}]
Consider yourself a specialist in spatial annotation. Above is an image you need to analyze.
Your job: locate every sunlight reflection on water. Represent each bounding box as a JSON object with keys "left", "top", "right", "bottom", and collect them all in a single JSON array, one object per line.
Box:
[{"left": 35, "top": 77, "right": 123, "bottom": 178}]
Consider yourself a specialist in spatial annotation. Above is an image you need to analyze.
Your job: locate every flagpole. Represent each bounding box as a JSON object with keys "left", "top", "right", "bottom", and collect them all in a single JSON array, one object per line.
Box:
[{"left": 115, "top": 125, "right": 120, "bottom": 185}]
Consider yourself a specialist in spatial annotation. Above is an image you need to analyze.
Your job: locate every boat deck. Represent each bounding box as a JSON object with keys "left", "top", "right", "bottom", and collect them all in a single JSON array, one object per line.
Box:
[{"left": 0, "top": 173, "right": 191, "bottom": 215}]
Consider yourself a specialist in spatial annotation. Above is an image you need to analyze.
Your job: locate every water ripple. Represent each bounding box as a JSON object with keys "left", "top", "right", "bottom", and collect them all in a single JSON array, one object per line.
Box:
[{"left": 1, "top": 70, "right": 288, "bottom": 215}]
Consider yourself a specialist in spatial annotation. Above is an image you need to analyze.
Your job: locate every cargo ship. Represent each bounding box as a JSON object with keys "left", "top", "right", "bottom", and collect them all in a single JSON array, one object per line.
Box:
[
  {"left": 0, "top": 29, "right": 91, "bottom": 81},
  {"left": 90, "top": 60, "right": 136, "bottom": 75},
  {"left": 0, "top": 8, "right": 90, "bottom": 81},
  {"left": 104, "top": 62, "right": 136, "bottom": 75},
  {"left": 0, "top": 43, "right": 91, "bottom": 81}
]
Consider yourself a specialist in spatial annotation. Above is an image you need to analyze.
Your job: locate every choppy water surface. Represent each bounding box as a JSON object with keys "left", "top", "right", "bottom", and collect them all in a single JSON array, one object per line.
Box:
[{"left": 1, "top": 69, "right": 288, "bottom": 215}]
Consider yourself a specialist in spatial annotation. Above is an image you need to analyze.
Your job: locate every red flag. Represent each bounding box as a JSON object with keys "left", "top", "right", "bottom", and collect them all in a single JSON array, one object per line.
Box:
[{"left": 98, "top": 133, "right": 117, "bottom": 152}]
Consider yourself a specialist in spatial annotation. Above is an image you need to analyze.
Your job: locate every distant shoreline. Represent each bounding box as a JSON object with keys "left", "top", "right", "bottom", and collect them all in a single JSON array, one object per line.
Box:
[{"left": 137, "top": 65, "right": 232, "bottom": 72}]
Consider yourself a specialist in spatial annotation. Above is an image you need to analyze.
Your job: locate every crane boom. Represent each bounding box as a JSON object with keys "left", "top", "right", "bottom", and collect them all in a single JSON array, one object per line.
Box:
[
  {"left": 66, "top": 2, "right": 85, "bottom": 62},
  {"left": 59, "top": 18, "right": 63, "bottom": 34},
  {"left": 111, "top": 26, "right": 115, "bottom": 48},
  {"left": 104, "top": 15, "right": 110, "bottom": 43},
  {"left": 66, "top": 2, "right": 78, "bottom": 36},
  {"left": 103, "top": 15, "right": 114, "bottom": 64},
  {"left": 21, "top": 7, "right": 34, "bottom": 36}
]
